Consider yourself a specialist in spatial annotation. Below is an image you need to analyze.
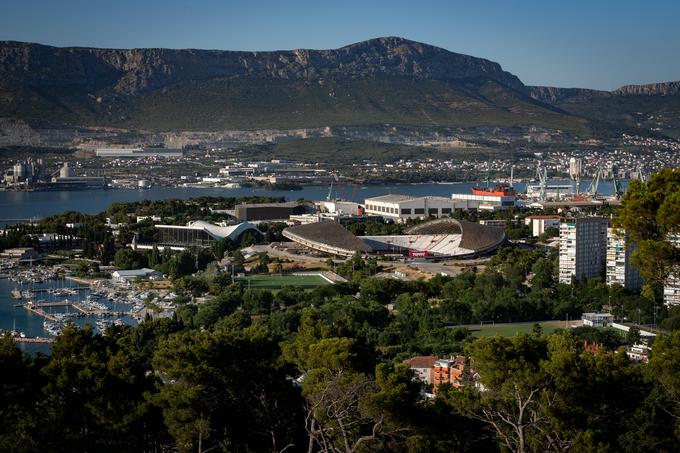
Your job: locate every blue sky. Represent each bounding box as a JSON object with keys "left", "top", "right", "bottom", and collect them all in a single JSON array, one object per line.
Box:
[{"left": 2, "top": 0, "right": 678, "bottom": 90}]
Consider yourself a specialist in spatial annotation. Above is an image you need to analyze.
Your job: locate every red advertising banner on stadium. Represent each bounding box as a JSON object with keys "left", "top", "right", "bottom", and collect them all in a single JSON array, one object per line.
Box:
[{"left": 409, "top": 251, "right": 430, "bottom": 257}]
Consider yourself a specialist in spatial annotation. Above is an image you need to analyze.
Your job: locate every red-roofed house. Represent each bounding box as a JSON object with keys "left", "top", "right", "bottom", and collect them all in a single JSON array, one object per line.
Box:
[{"left": 404, "top": 356, "right": 438, "bottom": 384}]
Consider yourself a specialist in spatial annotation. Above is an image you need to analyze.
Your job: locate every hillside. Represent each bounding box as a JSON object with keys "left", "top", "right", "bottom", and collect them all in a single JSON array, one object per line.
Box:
[
  {"left": 529, "top": 81, "right": 680, "bottom": 138},
  {"left": 0, "top": 37, "right": 590, "bottom": 135},
  {"left": 0, "top": 37, "right": 678, "bottom": 146}
]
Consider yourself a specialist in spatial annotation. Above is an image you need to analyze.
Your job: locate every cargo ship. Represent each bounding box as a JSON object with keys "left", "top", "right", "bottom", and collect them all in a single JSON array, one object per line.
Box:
[{"left": 471, "top": 184, "right": 515, "bottom": 196}]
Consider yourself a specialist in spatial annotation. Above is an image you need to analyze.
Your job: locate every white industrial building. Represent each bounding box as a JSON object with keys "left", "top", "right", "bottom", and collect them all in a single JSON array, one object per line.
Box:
[
  {"left": 95, "top": 148, "right": 184, "bottom": 158},
  {"left": 526, "top": 184, "right": 575, "bottom": 200},
  {"left": 112, "top": 268, "right": 163, "bottom": 283},
  {"left": 558, "top": 217, "right": 609, "bottom": 284},
  {"left": 525, "top": 215, "right": 561, "bottom": 237},
  {"left": 606, "top": 228, "right": 643, "bottom": 291},
  {"left": 450, "top": 193, "right": 516, "bottom": 210},
  {"left": 50, "top": 162, "right": 107, "bottom": 188},
  {"left": 219, "top": 166, "right": 256, "bottom": 177},
  {"left": 364, "top": 195, "right": 460, "bottom": 221}
]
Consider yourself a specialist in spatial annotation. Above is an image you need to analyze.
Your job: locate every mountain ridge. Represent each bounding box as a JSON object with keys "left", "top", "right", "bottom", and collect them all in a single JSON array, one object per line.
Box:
[
  {"left": 0, "top": 37, "right": 525, "bottom": 95},
  {"left": 0, "top": 37, "right": 679, "bottom": 143}
]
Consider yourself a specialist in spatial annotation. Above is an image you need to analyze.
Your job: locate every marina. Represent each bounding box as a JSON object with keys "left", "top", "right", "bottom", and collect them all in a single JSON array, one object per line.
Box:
[{"left": 0, "top": 265, "right": 174, "bottom": 353}]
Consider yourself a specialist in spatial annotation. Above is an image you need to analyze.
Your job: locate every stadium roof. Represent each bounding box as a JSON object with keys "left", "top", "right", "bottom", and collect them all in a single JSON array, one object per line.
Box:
[
  {"left": 284, "top": 218, "right": 505, "bottom": 259},
  {"left": 283, "top": 222, "right": 372, "bottom": 257},
  {"left": 405, "top": 218, "right": 505, "bottom": 255}
]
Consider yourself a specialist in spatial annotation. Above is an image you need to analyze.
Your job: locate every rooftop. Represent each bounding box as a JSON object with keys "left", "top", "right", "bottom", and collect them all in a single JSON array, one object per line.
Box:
[
  {"left": 113, "top": 268, "right": 161, "bottom": 277},
  {"left": 236, "top": 201, "right": 303, "bottom": 209},
  {"left": 155, "top": 221, "right": 261, "bottom": 240},
  {"left": 283, "top": 222, "right": 372, "bottom": 253},
  {"left": 365, "top": 194, "right": 417, "bottom": 203},
  {"left": 404, "top": 355, "right": 438, "bottom": 369}
]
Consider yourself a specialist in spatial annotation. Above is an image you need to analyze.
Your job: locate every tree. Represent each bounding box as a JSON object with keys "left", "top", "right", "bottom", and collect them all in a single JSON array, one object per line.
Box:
[
  {"left": 151, "top": 326, "right": 304, "bottom": 453},
  {"left": 39, "top": 325, "right": 164, "bottom": 451},
  {"left": 456, "top": 332, "right": 648, "bottom": 453},
  {"left": 615, "top": 168, "right": 680, "bottom": 283},
  {"left": 626, "top": 326, "right": 641, "bottom": 345},
  {"left": 0, "top": 337, "right": 41, "bottom": 452},
  {"left": 256, "top": 252, "right": 270, "bottom": 273},
  {"left": 168, "top": 250, "right": 196, "bottom": 279},
  {"left": 460, "top": 334, "right": 552, "bottom": 453},
  {"left": 647, "top": 331, "right": 680, "bottom": 433},
  {"left": 114, "top": 248, "right": 148, "bottom": 270}
]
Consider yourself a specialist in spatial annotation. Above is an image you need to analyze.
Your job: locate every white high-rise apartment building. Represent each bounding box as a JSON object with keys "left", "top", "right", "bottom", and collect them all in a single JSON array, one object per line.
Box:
[
  {"left": 559, "top": 217, "right": 608, "bottom": 284},
  {"left": 569, "top": 157, "right": 582, "bottom": 180},
  {"left": 606, "top": 228, "right": 643, "bottom": 291},
  {"left": 664, "top": 234, "right": 680, "bottom": 306}
]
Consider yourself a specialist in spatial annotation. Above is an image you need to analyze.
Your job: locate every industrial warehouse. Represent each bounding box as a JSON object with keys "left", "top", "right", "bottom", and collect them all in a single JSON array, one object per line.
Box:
[{"left": 283, "top": 218, "right": 506, "bottom": 259}]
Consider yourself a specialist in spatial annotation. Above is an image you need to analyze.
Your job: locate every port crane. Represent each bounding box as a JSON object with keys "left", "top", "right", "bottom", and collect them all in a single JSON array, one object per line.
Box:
[{"left": 534, "top": 161, "right": 548, "bottom": 202}]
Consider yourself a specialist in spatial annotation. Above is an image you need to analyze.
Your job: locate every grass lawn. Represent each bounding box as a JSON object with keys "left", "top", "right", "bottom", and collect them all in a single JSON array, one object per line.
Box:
[
  {"left": 458, "top": 320, "right": 571, "bottom": 338},
  {"left": 236, "top": 274, "right": 329, "bottom": 290}
]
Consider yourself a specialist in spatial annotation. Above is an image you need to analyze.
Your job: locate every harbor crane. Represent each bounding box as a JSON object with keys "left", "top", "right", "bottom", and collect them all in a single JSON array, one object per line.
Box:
[{"left": 534, "top": 161, "right": 548, "bottom": 202}]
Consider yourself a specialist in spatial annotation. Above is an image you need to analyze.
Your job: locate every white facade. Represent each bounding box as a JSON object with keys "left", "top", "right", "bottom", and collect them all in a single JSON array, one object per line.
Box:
[
  {"left": 364, "top": 195, "right": 459, "bottom": 221},
  {"left": 525, "top": 216, "right": 561, "bottom": 237},
  {"left": 606, "top": 228, "right": 643, "bottom": 291},
  {"left": 526, "top": 184, "right": 575, "bottom": 200},
  {"left": 569, "top": 157, "right": 583, "bottom": 179},
  {"left": 95, "top": 148, "right": 183, "bottom": 158},
  {"left": 664, "top": 234, "right": 680, "bottom": 306},
  {"left": 450, "top": 193, "right": 516, "bottom": 209},
  {"left": 582, "top": 312, "right": 614, "bottom": 327},
  {"left": 112, "top": 268, "right": 163, "bottom": 283},
  {"left": 559, "top": 217, "right": 608, "bottom": 284}
]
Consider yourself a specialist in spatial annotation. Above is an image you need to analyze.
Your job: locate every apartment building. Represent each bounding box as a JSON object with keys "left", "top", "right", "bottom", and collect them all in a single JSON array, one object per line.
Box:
[
  {"left": 432, "top": 357, "right": 465, "bottom": 392},
  {"left": 664, "top": 234, "right": 680, "bottom": 306},
  {"left": 606, "top": 228, "right": 643, "bottom": 291},
  {"left": 558, "top": 217, "right": 608, "bottom": 284}
]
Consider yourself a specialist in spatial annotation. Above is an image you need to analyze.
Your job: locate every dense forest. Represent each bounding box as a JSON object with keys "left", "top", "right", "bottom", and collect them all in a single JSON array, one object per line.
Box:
[{"left": 2, "top": 245, "right": 680, "bottom": 452}]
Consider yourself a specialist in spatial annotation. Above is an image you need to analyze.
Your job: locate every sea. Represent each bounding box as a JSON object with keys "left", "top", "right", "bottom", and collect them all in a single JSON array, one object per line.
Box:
[{"left": 0, "top": 179, "right": 623, "bottom": 226}]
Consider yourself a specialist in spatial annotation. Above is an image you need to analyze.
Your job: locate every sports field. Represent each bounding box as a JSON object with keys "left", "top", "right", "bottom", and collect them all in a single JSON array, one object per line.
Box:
[
  {"left": 236, "top": 274, "right": 330, "bottom": 290},
  {"left": 458, "top": 320, "right": 573, "bottom": 338}
]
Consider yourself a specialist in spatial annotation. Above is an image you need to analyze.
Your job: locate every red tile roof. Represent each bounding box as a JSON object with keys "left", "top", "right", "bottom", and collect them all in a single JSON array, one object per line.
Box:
[{"left": 404, "top": 355, "right": 438, "bottom": 369}]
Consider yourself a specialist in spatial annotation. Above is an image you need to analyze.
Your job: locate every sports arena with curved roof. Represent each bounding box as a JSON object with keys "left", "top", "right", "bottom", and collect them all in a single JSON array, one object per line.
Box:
[{"left": 282, "top": 218, "right": 505, "bottom": 258}]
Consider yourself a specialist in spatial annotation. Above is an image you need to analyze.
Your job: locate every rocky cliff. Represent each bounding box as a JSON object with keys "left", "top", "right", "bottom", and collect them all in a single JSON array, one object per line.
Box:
[
  {"left": 0, "top": 36, "right": 525, "bottom": 95},
  {"left": 529, "top": 81, "right": 680, "bottom": 103}
]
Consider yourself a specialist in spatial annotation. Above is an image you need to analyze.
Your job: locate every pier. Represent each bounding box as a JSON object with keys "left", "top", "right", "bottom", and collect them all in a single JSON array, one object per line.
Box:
[
  {"left": 22, "top": 304, "right": 60, "bottom": 321},
  {"left": 12, "top": 336, "right": 54, "bottom": 344},
  {"left": 27, "top": 286, "right": 90, "bottom": 294}
]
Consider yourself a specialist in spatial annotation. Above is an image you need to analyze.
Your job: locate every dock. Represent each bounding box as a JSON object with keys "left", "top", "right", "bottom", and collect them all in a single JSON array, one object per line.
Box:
[
  {"left": 71, "top": 302, "right": 110, "bottom": 315},
  {"left": 22, "top": 304, "right": 60, "bottom": 321},
  {"left": 26, "top": 301, "right": 73, "bottom": 308},
  {"left": 12, "top": 336, "right": 54, "bottom": 344},
  {"left": 27, "top": 286, "right": 90, "bottom": 294}
]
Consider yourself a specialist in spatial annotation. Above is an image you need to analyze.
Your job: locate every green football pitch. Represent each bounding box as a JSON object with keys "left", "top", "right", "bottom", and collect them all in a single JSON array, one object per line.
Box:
[
  {"left": 236, "top": 274, "right": 330, "bottom": 290},
  {"left": 458, "top": 320, "right": 570, "bottom": 338}
]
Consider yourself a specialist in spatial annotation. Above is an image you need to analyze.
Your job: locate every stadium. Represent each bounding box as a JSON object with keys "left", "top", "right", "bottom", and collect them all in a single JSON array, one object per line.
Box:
[{"left": 282, "top": 218, "right": 506, "bottom": 259}]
